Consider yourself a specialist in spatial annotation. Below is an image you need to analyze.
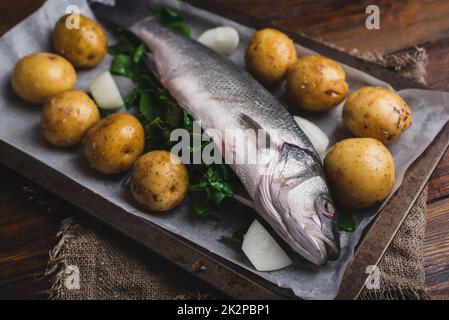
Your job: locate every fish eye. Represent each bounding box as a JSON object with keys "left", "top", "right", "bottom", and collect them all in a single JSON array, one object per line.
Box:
[{"left": 316, "top": 195, "right": 336, "bottom": 220}]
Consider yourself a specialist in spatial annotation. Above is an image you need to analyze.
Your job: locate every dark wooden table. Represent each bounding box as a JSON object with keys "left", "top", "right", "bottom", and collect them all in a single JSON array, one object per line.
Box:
[{"left": 1, "top": 0, "right": 449, "bottom": 299}]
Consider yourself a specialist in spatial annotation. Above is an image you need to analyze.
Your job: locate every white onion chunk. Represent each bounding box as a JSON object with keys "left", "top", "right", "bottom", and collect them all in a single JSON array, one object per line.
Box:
[
  {"left": 242, "top": 220, "right": 293, "bottom": 272},
  {"left": 197, "top": 26, "right": 239, "bottom": 55},
  {"left": 294, "top": 116, "right": 330, "bottom": 160},
  {"left": 89, "top": 71, "right": 124, "bottom": 110}
]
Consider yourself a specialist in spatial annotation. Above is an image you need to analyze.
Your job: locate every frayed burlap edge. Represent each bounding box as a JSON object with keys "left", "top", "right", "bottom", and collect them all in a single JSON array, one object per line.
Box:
[
  {"left": 359, "top": 288, "right": 430, "bottom": 300},
  {"left": 358, "top": 287, "right": 430, "bottom": 300},
  {"left": 44, "top": 217, "right": 81, "bottom": 300},
  {"left": 43, "top": 217, "right": 212, "bottom": 300},
  {"left": 352, "top": 47, "right": 429, "bottom": 85},
  {"left": 312, "top": 37, "right": 429, "bottom": 85}
]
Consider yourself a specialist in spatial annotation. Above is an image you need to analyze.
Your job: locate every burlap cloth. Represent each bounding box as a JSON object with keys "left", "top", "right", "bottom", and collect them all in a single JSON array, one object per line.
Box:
[{"left": 42, "top": 48, "right": 430, "bottom": 300}]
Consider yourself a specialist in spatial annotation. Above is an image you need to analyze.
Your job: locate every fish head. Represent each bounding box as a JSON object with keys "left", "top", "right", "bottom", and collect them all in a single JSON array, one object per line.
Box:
[
  {"left": 278, "top": 175, "right": 340, "bottom": 265},
  {"left": 257, "top": 143, "right": 340, "bottom": 266}
]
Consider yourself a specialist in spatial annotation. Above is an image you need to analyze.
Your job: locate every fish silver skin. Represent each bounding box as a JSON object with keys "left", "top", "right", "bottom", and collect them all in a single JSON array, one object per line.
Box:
[{"left": 91, "top": 1, "right": 340, "bottom": 265}]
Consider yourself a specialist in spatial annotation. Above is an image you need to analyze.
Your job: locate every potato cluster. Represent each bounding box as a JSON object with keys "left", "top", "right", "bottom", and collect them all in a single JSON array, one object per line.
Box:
[
  {"left": 11, "top": 14, "right": 109, "bottom": 147},
  {"left": 325, "top": 87, "right": 412, "bottom": 208},
  {"left": 11, "top": 14, "right": 189, "bottom": 213},
  {"left": 12, "top": 15, "right": 108, "bottom": 104},
  {"left": 245, "top": 28, "right": 413, "bottom": 209}
]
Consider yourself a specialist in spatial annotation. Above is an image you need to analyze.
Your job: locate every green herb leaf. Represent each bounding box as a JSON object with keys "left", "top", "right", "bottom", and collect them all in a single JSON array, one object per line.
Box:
[
  {"left": 220, "top": 226, "right": 247, "bottom": 246},
  {"left": 210, "top": 181, "right": 233, "bottom": 205},
  {"left": 155, "top": 7, "right": 191, "bottom": 37},
  {"left": 133, "top": 43, "right": 147, "bottom": 63},
  {"left": 190, "top": 191, "right": 221, "bottom": 218},
  {"left": 168, "top": 21, "right": 191, "bottom": 37},
  {"left": 338, "top": 212, "right": 356, "bottom": 232},
  {"left": 124, "top": 90, "right": 139, "bottom": 109},
  {"left": 189, "top": 165, "right": 234, "bottom": 216},
  {"left": 146, "top": 117, "right": 173, "bottom": 144},
  {"left": 108, "top": 28, "right": 142, "bottom": 55},
  {"left": 132, "top": 74, "right": 155, "bottom": 89},
  {"left": 111, "top": 54, "right": 135, "bottom": 78},
  {"left": 138, "top": 92, "right": 153, "bottom": 121},
  {"left": 158, "top": 7, "right": 180, "bottom": 19},
  {"left": 280, "top": 100, "right": 292, "bottom": 111},
  {"left": 108, "top": 39, "right": 137, "bottom": 56},
  {"left": 182, "top": 111, "right": 193, "bottom": 133},
  {"left": 165, "top": 103, "right": 182, "bottom": 127}
]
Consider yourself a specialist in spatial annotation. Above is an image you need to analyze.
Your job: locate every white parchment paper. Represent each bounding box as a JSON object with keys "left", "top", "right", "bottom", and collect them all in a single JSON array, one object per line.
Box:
[{"left": 1, "top": 0, "right": 449, "bottom": 299}]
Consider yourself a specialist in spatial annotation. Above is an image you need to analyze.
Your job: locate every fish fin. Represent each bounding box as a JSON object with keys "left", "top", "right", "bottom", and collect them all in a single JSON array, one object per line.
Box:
[
  {"left": 239, "top": 113, "right": 262, "bottom": 130},
  {"left": 280, "top": 143, "right": 322, "bottom": 173},
  {"left": 142, "top": 52, "right": 160, "bottom": 80},
  {"left": 239, "top": 113, "right": 271, "bottom": 150}
]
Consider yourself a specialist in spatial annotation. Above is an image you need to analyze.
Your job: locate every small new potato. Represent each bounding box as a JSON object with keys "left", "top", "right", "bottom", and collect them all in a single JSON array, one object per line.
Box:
[
  {"left": 83, "top": 113, "right": 145, "bottom": 174},
  {"left": 343, "top": 86, "right": 412, "bottom": 144},
  {"left": 41, "top": 90, "right": 100, "bottom": 146},
  {"left": 245, "top": 28, "right": 297, "bottom": 87},
  {"left": 53, "top": 14, "right": 107, "bottom": 68},
  {"left": 131, "top": 151, "right": 189, "bottom": 212},
  {"left": 324, "top": 138, "right": 395, "bottom": 209},
  {"left": 11, "top": 52, "right": 76, "bottom": 103},
  {"left": 286, "top": 55, "right": 348, "bottom": 112}
]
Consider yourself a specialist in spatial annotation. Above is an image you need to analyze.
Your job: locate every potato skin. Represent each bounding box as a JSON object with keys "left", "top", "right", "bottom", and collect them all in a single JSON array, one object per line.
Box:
[
  {"left": 83, "top": 113, "right": 145, "bottom": 174},
  {"left": 245, "top": 28, "right": 297, "bottom": 87},
  {"left": 131, "top": 151, "right": 189, "bottom": 212},
  {"left": 343, "top": 86, "right": 412, "bottom": 144},
  {"left": 11, "top": 52, "right": 76, "bottom": 103},
  {"left": 41, "top": 90, "right": 100, "bottom": 147},
  {"left": 53, "top": 14, "right": 107, "bottom": 68},
  {"left": 324, "top": 138, "right": 395, "bottom": 209},
  {"left": 286, "top": 55, "right": 348, "bottom": 112}
]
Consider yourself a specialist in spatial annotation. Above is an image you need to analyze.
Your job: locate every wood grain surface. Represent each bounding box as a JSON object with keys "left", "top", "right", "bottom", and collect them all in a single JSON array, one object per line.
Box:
[{"left": 1, "top": 0, "right": 449, "bottom": 299}]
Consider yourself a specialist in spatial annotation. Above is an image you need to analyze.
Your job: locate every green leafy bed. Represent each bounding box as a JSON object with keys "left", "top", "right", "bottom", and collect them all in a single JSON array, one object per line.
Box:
[
  {"left": 109, "top": 8, "right": 240, "bottom": 222},
  {"left": 107, "top": 8, "right": 355, "bottom": 236}
]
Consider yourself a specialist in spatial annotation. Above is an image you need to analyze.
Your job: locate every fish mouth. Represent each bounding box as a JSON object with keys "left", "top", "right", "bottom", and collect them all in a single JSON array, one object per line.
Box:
[
  {"left": 255, "top": 166, "right": 340, "bottom": 266},
  {"left": 255, "top": 186, "right": 340, "bottom": 266},
  {"left": 307, "top": 228, "right": 340, "bottom": 265},
  {"left": 326, "top": 242, "right": 340, "bottom": 261},
  {"left": 283, "top": 214, "right": 340, "bottom": 266},
  {"left": 280, "top": 177, "right": 340, "bottom": 266}
]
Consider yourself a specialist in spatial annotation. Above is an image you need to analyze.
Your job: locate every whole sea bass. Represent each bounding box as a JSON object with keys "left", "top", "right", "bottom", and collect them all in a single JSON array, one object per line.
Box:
[{"left": 92, "top": 0, "right": 340, "bottom": 265}]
